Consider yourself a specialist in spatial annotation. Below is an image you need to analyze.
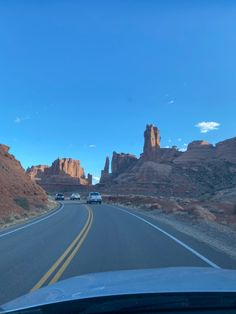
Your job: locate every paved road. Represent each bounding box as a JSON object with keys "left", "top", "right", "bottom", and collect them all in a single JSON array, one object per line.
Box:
[{"left": 0, "top": 201, "right": 235, "bottom": 305}]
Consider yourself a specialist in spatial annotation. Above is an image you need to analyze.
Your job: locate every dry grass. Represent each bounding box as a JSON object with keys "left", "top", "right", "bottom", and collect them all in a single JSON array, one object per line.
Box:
[{"left": 0, "top": 200, "right": 59, "bottom": 230}]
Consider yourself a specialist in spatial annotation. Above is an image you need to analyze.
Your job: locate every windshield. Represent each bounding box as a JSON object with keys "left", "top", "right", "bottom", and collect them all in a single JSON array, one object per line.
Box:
[{"left": 0, "top": 0, "right": 236, "bottom": 311}]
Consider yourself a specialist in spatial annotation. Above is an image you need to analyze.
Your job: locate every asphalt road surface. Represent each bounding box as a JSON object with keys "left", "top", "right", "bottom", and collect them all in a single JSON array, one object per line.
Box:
[{"left": 0, "top": 200, "right": 236, "bottom": 305}]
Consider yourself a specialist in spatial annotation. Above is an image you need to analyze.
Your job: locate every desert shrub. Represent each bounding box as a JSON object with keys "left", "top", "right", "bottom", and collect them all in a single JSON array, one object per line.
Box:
[
  {"left": 2, "top": 215, "right": 14, "bottom": 224},
  {"left": 14, "top": 197, "right": 30, "bottom": 210},
  {"left": 14, "top": 214, "right": 21, "bottom": 220}
]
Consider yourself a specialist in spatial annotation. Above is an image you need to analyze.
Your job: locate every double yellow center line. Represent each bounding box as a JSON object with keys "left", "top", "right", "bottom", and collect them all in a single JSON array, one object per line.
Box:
[{"left": 31, "top": 206, "right": 93, "bottom": 292}]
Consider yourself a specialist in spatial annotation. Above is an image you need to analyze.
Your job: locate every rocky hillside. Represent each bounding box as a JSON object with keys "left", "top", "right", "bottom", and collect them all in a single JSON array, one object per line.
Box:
[
  {"left": 27, "top": 158, "right": 92, "bottom": 193},
  {"left": 99, "top": 124, "right": 236, "bottom": 199},
  {"left": 0, "top": 144, "right": 48, "bottom": 220}
]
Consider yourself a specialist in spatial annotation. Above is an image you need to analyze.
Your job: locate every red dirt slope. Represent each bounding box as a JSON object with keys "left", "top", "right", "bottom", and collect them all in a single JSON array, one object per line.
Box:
[{"left": 0, "top": 144, "right": 48, "bottom": 220}]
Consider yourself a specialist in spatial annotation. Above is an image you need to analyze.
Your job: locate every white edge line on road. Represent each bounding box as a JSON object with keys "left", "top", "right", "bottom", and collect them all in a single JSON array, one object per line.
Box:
[
  {"left": 113, "top": 205, "right": 220, "bottom": 269},
  {"left": 0, "top": 203, "right": 64, "bottom": 239}
]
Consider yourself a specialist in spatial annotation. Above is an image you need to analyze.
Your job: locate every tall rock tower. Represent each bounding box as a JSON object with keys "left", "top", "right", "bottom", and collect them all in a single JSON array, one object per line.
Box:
[
  {"left": 100, "top": 156, "right": 110, "bottom": 183},
  {"left": 143, "top": 124, "right": 161, "bottom": 159}
]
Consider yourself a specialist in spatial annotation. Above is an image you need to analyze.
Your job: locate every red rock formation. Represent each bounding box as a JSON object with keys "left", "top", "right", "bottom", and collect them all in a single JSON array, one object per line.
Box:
[
  {"left": 27, "top": 157, "right": 92, "bottom": 192},
  {"left": 98, "top": 124, "right": 236, "bottom": 199},
  {"left": 143, "top": 124, "right": 161, "bottom": 159},
  {"left": 0, "top": 144, "right": 48, "bottom": 219},
  {"left": 100, "top": 156, "right": 110, "bottom": 183},
  {"left": 27, "top": 165, "right": 49, "bottom": 180},
  {"left": 45, "top": 158, "right": 85, "bottom": 178},
  {"left": 87, "top": 173, "right": 93, "bottom": 185},
  {"left": 174, "top": 141, "right": 215, "bottom": 164},
  {"left": 0, "top": 144, "right": 10, "bottom": 154},
  {"left": 174, "top": 138, "right": 236, "bottom": 165},
  {"left": 216, "top": 137, "right": 236, "bottom": 164},
  {"left": 112, "top": 152, "right": 137, "bottom": 175},
  {"left": 141, "top": 124, "right": 182, "bottom": 162},
  {"left": 157, "top": 147, "right": 182, "bottom": 162},
  {"left": 104, "top": 156, "right": 109, "bottom": 173}
]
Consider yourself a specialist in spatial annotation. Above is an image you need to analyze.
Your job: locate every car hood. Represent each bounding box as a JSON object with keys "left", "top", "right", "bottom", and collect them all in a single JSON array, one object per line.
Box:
[{"left": 1, "top": 267, "right": 236, "bottom": 312}]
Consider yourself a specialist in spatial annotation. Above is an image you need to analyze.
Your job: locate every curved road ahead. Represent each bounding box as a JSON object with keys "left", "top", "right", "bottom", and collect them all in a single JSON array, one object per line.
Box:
[{"left": 0, "top": 201, "right": 235, "bottom": 305}]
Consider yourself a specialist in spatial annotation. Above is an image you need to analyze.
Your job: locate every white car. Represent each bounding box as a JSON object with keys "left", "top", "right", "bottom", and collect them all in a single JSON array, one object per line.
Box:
[
  {"left": 87, "top": 192, "right": 102, "bottom": 204},
  {"left": 70, "top": 193, "right": 81, "bottom": 200}
]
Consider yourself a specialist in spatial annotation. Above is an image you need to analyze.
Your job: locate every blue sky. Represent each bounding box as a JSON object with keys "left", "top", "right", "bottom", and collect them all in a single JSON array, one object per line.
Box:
[{"left": 0, "top": 1, "right": 236, "bottom": 182}]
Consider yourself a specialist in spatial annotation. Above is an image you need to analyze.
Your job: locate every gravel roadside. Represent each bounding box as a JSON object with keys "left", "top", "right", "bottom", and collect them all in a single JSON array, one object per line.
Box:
[
  {"left": 0, "top": 199, "right": 59, "bottom": 230},
  {"left": 112, "top": 202, "right": 236, "bottom": 261}
]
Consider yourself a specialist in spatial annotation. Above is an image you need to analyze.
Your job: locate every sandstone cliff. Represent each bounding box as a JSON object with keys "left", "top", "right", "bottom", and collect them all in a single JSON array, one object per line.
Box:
[
  {"left": 112, "top": 152, "right": 138, "bottom": 174},
  {"left": 216, "top": 137, "right": 236, "bottom": 164},
  {"left": 0, "top": 144, "right": 48, "bottom": 220},
  {"left": 27, "top": 165, "right": 49, "bottom": 180},
  {"left": 27, "top": 157, "right": 92, "bottom": 192}
]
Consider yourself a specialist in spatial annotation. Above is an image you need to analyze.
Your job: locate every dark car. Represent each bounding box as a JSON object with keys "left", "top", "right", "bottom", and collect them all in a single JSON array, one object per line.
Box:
[{"left": 55, "top": 193, "right": 65, "bottom": 201}]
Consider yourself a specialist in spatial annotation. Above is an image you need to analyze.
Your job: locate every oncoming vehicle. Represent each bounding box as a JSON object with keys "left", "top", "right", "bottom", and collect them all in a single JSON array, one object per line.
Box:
[
  {"left": 55, "top": 193, "right": 65, "bottom": 201},
  {"left": 70, "top": 193, "right": 80, "bottom": 201},
  {"left": 87, "top": 192, "right": 102, "bottom": 204}
]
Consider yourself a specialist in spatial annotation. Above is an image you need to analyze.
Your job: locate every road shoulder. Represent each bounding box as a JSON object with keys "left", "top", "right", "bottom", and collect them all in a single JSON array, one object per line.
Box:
[
  {"left": 0, "top": 199, "right": 61, "bottom": 234},
  {"left": 105, "top": 202, "right": 236, "bottom": 268}
]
